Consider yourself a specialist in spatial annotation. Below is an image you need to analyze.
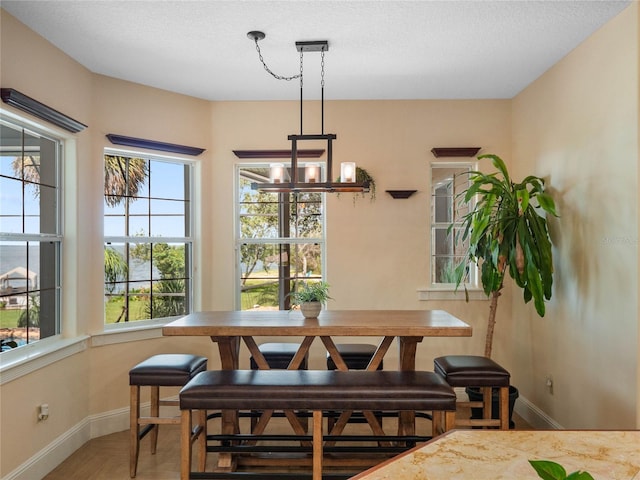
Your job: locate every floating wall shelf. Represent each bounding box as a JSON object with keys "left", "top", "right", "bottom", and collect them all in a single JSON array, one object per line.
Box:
[
  {"left": 106, "top": 134, "right": 205, "bottom": 156},
  {"left": 386, "top": 190, "right": 417, "bottom": 199},
  {"left": 233, "top": 149, "right": 324, "bottom": 159},
  {"left": 431, "top": 147, "right": 480, "bottom": 158},
  {"left": 1, "top": 88, "right": 87, "bottom": 133}
]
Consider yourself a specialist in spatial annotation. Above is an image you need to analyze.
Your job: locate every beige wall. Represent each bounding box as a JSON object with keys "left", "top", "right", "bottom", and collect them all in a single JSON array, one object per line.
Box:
[
  {"left": 206, "top": 99, "right": 512, "bottom": 371},
  {"left": 1, "top": 3, "right": 639, "bottom": 478},
  {"left": 511, "top": 2, "right": 639, "bottom": 428},
  {"left": 0, "top": 10, "right": 218, "bottom": 476}
]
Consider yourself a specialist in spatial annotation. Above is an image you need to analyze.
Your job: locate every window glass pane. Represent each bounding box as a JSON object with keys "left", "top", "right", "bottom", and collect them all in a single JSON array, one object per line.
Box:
[
  {"left": 240, "top": 278, "right": 279, "bottom": 310},
  {"left": 239, "top": 195, "right": 279, "bottom": 239},
  {"left": 127, "top": 288, "right": 150, "bottom": 322},
  {"left": 432, "top": 256, "right": 465, "bottom": 284},
  {"left": 104, "top": 201, "right": 126, "bottom": 237},
  {"left": 0, "top": 241, "right": 30, "bottom": 293},
  {"left": 151, "top": 243, "right": 187, "bottom": 280},
  {"left": 129, "top": 243, "right": 153, "bottom": 282},
  {"left": 38, "top": 287, "right": 59, "bottom": 339},
  {"left": 39, "top": 184, "right": 58, "bottom": 234},
  {"left": 104, "top": 243, "right": 127, "bottom": 295},
  {"left": 291, "top": 199, "right": 323, "bottom": 239},
  {"left": 23, "top": 193, "right": 40, "bottom": 234},
  {"left": 150, "top": 199, "right": 186, "bottom": 237},
  {"left": 38, "top": 137, "right": 57, "bottom": 187},
  {"left": 38, "top": 241, "right": 59, "bottom": 291},
  {"left": 0, "top": 177, "right": 22, "bottom": 233},
  {"left": 150, "top": 161, "right": 184, "bottom": 199},
  {"left": 290, "top": 243, "right": 323, "bottom": 277},
  {"left": 104, "top": 293, "right": 126, "bottom": 324},
  {"left": 128, "top": 216, "right": 149, "bottom": 237},
  {"left": 150, "top": 279, "right": 186, "bottom": 318},
  {"left": 0, "top": 155, "right": 19, "bottom": 179},
  {"left": 128, "top": 197, "right": 149, "bottom": 216},
  {"left": 128, "top": 197, "right": 150, "bottom": 236}
]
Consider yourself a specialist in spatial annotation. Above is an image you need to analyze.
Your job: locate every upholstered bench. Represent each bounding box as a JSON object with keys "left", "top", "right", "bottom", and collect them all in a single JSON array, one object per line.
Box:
[
  {"left": 129, "top": 353, "right": 208, "bottom": 478},
  {"left": 434, "top": 354, "right": 511, "bottom": 430},
  {"left": 179, "top": 369, "right": 456, "bottom": 480}
]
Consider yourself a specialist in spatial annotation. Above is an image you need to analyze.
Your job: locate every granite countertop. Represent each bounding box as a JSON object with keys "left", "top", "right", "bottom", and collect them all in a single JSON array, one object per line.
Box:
[{"left": 350, "top": 430, "right": 640, "bottom": 480}]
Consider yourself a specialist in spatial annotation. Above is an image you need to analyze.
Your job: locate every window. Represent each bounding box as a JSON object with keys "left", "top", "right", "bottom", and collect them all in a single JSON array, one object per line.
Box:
[
  {"left": 0, "top": 119, "right": 62, "bottom": 351},
  {"left": 104, "top": 151, "right": 193, "bottom": 325},
  {"left": 237, "top": 165, "right": 325, "bottom": 310},
  {"left": 430, "top": 163, "right": 475, "bottom": 286}
]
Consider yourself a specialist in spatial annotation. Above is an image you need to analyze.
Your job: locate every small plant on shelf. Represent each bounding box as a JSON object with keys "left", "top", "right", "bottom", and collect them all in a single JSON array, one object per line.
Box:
[{"left": 337, "top": 166, "right": 376, "bottom": 204}]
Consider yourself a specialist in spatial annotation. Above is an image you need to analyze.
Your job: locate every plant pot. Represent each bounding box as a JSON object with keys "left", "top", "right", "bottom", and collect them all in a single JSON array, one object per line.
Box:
[
  {"left": 300, "top": 302, "right": 322, "bottom": 318},
  {"left": 465, "top": 385, "right": 519, "bottom": 429}
]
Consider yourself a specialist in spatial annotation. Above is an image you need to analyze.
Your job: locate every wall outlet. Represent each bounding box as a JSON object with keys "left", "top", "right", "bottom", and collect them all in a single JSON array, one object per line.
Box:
[
  {"left": 38, "top": 403, "right": 49, "bottom": 421},
  {"left": 545, "top": 376, "right": 554, "bottom": 395}
]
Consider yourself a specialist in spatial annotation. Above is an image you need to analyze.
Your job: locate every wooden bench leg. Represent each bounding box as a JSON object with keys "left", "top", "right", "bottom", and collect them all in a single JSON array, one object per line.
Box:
[
  {"left": 197, "top": 409, "right": 207, "bottom": 471},
  {"left": 150, "top": 386, "right": 160, "bottom": 454},
  {"left": 312, "top": 410, "right": 323, "bottom": 480},
  {"left": 432, "top": 409, "right": 456, "bottom": 436},
  {"left": 181, "top": 409, "right": 192, "bottom": 480},
  {"left": 130, "top": 385, "right": 140, "bottom": 478},
  {"left": 444, "top": 410, "right": 455, "bottom": 432},
  {"left": 499, "top": 386, "right": 509, "bottom": 430},
  {"left": 482, "top": 386, "right": 492, "bottom": 423}
]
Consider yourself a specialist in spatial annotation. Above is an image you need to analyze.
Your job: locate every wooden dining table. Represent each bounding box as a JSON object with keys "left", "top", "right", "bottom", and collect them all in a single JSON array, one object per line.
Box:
[{"left": 163, "top": 309, "right": 472, "bottom": 470}]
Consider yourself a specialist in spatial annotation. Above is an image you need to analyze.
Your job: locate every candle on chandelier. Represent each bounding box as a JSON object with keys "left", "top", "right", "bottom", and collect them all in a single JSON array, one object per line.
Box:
[
  {"left": 270, "top": 163, "right": 285, "bottom": 183},
  {"left": 305, "top": 163, "right": 320, "bottom": 183},
  {"left": 340, "top": 162, "right": 356, "bottom": 183}
]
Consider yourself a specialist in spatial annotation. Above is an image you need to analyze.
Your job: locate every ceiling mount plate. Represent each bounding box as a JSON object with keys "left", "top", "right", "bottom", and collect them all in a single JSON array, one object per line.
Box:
[
  {"left": 247, "top": 31, "right": 266, "bottom": 41},
  {"left": 296, "top": 40, "right": 329, "bottom": 52}
]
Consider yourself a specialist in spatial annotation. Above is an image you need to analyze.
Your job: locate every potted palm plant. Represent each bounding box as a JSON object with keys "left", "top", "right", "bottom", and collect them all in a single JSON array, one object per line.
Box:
[
  {"left": 289, "top": 281, "right": 332, "bottom": 318},
  {"left": 450, "top": 153, "right": 558, "bottom": 424}
]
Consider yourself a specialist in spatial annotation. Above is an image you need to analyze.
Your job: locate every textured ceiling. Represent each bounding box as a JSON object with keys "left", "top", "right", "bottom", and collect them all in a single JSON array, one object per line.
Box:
[{"left": 1, "top": 0, "right": 632, "bottom": 101}]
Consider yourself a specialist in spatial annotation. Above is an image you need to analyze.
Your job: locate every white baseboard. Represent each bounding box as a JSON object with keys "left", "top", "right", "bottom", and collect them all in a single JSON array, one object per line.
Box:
[
  {"left": 514, "top": 392, "right": 564, "bottom": 430},
  {"left": 3, "top": 393, "right": 558, "bottom": 480},
  {"left": 1, "top": 399, "right": 172, "bottom": 480},
  {"left": 2, "top": 418, "right": 91, "bottom": 480}
]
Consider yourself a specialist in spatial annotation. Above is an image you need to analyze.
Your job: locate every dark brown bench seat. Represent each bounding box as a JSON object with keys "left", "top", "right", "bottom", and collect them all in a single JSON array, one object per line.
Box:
[{"left": 179, "top": 369, "right": 456, "bottom": 480}]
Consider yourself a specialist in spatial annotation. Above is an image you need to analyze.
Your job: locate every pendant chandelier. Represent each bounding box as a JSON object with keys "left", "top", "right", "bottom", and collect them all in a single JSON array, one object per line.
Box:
[{"left": 247, "top": 31, "right": 369, "bottom": 193}]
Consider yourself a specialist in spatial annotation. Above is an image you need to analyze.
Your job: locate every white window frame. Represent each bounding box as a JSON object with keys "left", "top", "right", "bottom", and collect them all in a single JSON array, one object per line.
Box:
[
  {"left": 0, "top": 116, "right": 63, "bottom": 352},
  {"left": 103, "top": 148, "right": 194, "bottom": 330},
  {"left": 418, "top": 161, "right": 486, "bottom": 301},
  {"left": 235, "top": 163, "right": 327, "bottom": 310}
]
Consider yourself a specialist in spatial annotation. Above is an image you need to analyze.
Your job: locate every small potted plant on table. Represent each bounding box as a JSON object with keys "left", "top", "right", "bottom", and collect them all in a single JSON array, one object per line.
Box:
[{"left": 290, "top": 281, "right": 332, "bottom": 318}]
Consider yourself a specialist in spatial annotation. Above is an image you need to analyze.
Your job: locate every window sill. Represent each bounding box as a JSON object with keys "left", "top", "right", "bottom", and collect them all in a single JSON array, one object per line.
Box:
[
  {"left": 0, "top": 336, "right": 89, "bottom": 386},
  {"left": 417, "top": 288, "right": 489, "bottom": 301},
  {"left": 92, "top": 318, "right": 176, "bottom": 347}
]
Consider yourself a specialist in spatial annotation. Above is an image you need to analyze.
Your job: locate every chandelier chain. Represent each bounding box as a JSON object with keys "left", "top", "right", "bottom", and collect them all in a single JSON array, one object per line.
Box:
[
  {"left": 321, "top": 50, "right": 325, "bottom": 89},
  {"left": 253, "top": 38, "right": 302, "bottom": 81}
]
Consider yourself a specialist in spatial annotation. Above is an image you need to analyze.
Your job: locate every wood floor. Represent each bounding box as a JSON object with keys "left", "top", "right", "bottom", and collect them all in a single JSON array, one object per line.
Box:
[{"left": 43, "top": 410, "right": 531, "bottom": 480}]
